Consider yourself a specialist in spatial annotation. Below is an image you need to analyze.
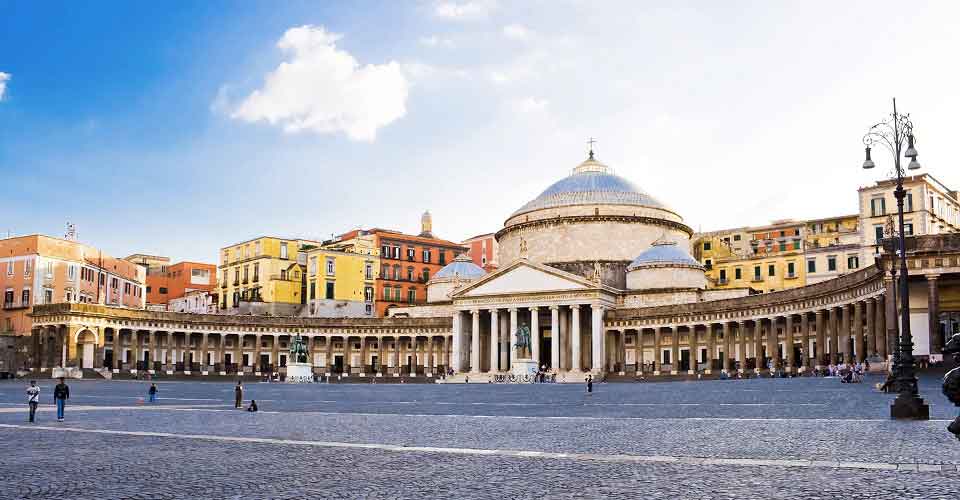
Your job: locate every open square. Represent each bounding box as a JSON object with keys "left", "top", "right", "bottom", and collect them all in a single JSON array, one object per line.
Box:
[{"left": 1, "top": 374, "right": 958, "bottom": 499}]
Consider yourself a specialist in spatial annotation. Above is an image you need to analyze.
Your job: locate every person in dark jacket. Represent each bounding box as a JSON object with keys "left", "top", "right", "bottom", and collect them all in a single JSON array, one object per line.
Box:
[
  {"left": 53, "top": 377, "right": 69, "bottom": 422},
  {"left": 586, "top": 375, "right": 593, "bottom": 394},
  {"left": 234, "top": 381, "right": 243, "bottom": 409},
  {"left": 246, "top": 400, "right": 258, "bottom": 412},
  {"left": 148, "top": 383, "right": 158, "bottom": 403}
]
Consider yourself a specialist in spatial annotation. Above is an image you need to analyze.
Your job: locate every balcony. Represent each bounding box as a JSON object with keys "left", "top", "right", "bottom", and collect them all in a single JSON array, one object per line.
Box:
[
  {"left": 221, "top": 282, "right": 228, "bottom": 289},
  {"left": 242, "top": 278, "right": 249, "bottom": 285},
  {"left": 717, "top": 278, "right": 728, "bottom": 285},
  {"left": 232, "top": 280, "right": 240, "bottom": 286}
]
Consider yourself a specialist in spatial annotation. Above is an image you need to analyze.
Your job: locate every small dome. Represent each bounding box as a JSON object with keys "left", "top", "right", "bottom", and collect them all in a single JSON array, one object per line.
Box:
[
  {"left": 510, "top": 156, "right": 670, "bottom": 218},
  {"left": 434, "top": 254, "right": 486, "bottom": 279},
  {"left": 628, "top": 239, "right": 701, "bottom": 269}
]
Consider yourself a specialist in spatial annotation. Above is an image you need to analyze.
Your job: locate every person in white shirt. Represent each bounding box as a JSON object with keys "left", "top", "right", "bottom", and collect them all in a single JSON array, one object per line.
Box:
[{"left": 26, "top": 381, "right": 40, "bottom": 423}]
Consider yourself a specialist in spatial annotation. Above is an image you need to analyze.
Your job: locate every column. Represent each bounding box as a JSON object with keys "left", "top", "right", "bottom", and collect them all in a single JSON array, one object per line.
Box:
[
  {"left": 738, "top": 321, "right": 747, "bottom": 373},
  {"left": 884, "top": 278, "right": 897, "bottom": 360},
  {"left": 722, "top": 323, "right": 731, "bottom": 373},
  {"left": 753, "top": 321, "right": 763, "bottom": 373},
  {"left": 829, "top": 308, "right": 840, "bottom": 364},
  {"left": 396, "top": 337, "right": 404, "bottom": 375},
  {"left": 427, "top": 337, "right": 435, "bottom": 375},
  {"left": 706, "top": 325, "right": 715, "bottom": 374},
  {"left": 470, "top": 310, "right": 481, "bottom": 374},
  {"left": 112, "top": 329, "right": 120, "bottom": 370},
  {"left": 688, "top": 326, "right": 697, "bottom": 374},
  {"left": 785, "top": 315, "right": 795, "bottom": 371},
  {"left": 767, "top": 318, "right": 778, "bottom": 370},
  {"left": 635, "top": 330, "right": 644, "bottom": 374},
  {"left": 234, "top": 334, "right": 242, "bottom": 372},
  {"left": 928, "top": 275, "right": 941, "bottom": 353},
  {"left": 344, "top": 336, "right": 353, "bottom": 374},
  {"left": 800, "top": 313, "right": 810, "bottom": 369},
  {"left": 815, "top": 310, "right": 826, "bottom": 368},
  {"left": 550, "top": 306, "right": 560, "bottom": 372},
  {"left": 451, "top": 311, "right": 462, "bottom": 372},
  {"left": 254, "top": 334, "right": 262, "bottom": 372},
  {"left": 130, "top": 330, "right": 139, "bottom": 370},
  {"left": 530, "top": 307, "right": 540, "bottom": 367},
  {"left": 865, "top": 298, "right": 876, "bottom": 358},
  {"left": 391, "top": 337, "right": 399, "bottom": 375},
  {"left": 200, "top": 333, "right": 209, "bottom": 370},
  {"left": 489, "top": 309, "right": 500, "bottom": 373},
  {"left": 509, "top": 308, "right": 518, "bottom": 365},
  {"left": 853, "top": 301, "right": 864, "bottom": 363},
  {"left": 670, "top": 326, "right": 679, "bottom": 375},
  {"left": 413, "top": 337, "right": 420, "bottom": 376},
  {"left": 591, "top": 304, "right": 604, "bottom": 373},
  {"left": 570, "top": 305, "right": 581, "bottom": 372},
  {"left": 876, "top": 296, "right": 887, "bottom": 359},
  {"left": 378, "top": 336, "right": 386, "bottom": 374},
  {"left": 165, "top": 333, "right": 173, "bottom": 370},
  {"left": 653, "top": 327, "right": 661, "bottom": 374},
  {"left": 557, "top": 307, "right": 568, "bottom": 371},
  {"left": 840, "top": 305, "right": 851, "bottom": 363},
  {"left": 361, "top": 337, "right": 371, "bottom": 374},
  {"left": 500, "top": 311, "right": 510, "bottom": 370}
]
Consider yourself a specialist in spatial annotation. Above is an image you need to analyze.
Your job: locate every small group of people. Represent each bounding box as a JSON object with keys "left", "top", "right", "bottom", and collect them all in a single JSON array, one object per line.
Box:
[
  {"left": 24, "top": 378, "right": 70, "bottom": 423},
  {"left": 234, "top": 381, "right": 258, "bottom": 412},
  {"left": 825, "top": 362, "right": 866, "bottom": 383}
]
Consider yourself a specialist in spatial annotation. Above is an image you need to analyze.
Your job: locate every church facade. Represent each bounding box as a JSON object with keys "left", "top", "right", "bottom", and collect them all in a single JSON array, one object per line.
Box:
[{"left": 23, "top": 154, "right": 960, "bottom": 380}]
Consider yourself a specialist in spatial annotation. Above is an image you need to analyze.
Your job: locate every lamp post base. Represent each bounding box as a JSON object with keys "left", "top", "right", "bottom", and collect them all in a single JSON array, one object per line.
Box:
[{"left": 890, "top": 393, "right": 930, "bottom": 420}]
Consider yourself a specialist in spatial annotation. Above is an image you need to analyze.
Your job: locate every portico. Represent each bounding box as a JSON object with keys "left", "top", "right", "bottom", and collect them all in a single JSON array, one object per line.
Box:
[{"left": 450, "top": 259, "right": 616, "bottom": 376}]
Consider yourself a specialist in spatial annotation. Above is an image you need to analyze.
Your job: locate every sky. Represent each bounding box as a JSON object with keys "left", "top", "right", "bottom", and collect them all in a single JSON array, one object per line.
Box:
[{"left": 2, "top": 1, "right": 960, "bottom": 264}]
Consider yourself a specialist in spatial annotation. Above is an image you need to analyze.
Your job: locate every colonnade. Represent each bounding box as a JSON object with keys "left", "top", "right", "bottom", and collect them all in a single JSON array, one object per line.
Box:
[
  {"left": 452, "top": 303, "right": 606, "bottom": 374},
  {"left": 30, "top": 325, "right": 453, "bottom": 377},
  {"left": 605, "top": 297, "right": 887, "bottom": 374}
]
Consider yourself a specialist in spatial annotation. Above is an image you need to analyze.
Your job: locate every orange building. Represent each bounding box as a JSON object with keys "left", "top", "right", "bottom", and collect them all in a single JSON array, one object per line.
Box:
[
  {"left": 325, "top": 212, "right": 468, "bottom": 317},
  {"left": 126, "top": 255, "right": 216, "bottom": 307},
  {"left": 1, "top": 234, "right": 145, "bottom": 344},
  {"left": 462, "top": 232, "right": 499, "bottom": 271}
]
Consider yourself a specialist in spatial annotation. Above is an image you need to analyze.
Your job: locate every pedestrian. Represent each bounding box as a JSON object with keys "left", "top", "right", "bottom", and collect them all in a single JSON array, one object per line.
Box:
[
  {"left": 246, "top": 400, "right": 259, "bottom": 412},
  {"left": 53, "top": 377, "right": 69, "bottom": 422},
  {"left": 234, "top": 381, "right": 243, "bottom": 409},
  {"left": 586, "top": 374, "right": 593, "bottom": 395},
  {"left": 148, "top": 383, "right": 158, "bottom": 403},
  {"left": 26, "top": 380, "right": 40, "bottom": 423}
]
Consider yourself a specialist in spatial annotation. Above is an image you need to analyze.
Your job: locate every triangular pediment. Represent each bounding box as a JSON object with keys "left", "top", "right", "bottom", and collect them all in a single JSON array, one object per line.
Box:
[{"left": 455, "top": 260, "right": 595, "bottom": 297}]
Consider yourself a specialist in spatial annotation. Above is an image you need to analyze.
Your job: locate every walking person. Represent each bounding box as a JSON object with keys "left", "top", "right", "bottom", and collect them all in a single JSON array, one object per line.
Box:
[
  {"left": 234, "top": 381, "right": 243, "bottom": 409},
  {"left": 53, "top": 377, "right": 69, "bottom": 422},
  {"left": 26, "top": 380, "right": 40, "bottom": 423},
  {"left": 148, "top": 383, "right": 158, "bottom": 403},
  {"left": 586, "top": 374, "right": 593, "bottom": 395}
]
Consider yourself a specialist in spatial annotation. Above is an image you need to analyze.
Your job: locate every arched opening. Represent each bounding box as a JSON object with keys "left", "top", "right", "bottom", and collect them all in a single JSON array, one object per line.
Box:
[{"left": 76, "top": 329, "right": 98, "bottom": 369}]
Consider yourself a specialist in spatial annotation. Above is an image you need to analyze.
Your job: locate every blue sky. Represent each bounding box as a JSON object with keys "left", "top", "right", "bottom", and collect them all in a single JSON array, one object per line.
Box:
[{"left": 3, "top": 1, "right": 960, "bottom": 264}]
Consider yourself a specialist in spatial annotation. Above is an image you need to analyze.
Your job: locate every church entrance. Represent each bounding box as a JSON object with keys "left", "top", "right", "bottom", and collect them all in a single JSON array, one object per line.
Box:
[{"left": 539, "top": 334, "right": 551, "bottom": 370}]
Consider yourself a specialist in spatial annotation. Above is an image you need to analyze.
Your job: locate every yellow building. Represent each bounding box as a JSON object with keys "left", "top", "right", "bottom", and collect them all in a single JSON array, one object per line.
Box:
[
  {"left": 218, "top": 237, "right": 321, "bottom": 315},
  {"left": 694, "top": 220, "right": 807, "bottom": 293},
  {"left": 304, "top": 247, "right": 378, "bottom": 317},
  {"left": 803, "top": 215, "right": 862, "bottom": 284}
]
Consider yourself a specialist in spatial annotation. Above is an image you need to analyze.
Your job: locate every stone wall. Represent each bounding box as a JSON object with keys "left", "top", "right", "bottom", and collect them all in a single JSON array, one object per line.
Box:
[
  {"left": 626, "top": 265, "right": 706, "bottom": 290},
  {"left": 498, "top": 214, "right": 690, "bottom": 265},
  {"left": 0, "top": 334, "right": 17, "bottom": 376},
  {"left": 389, "top": 302, "right": 455, "bottom": 318},
  {"left": 307, "top": 299, "right": 371, "bottom": 318},
  {"left": 546, "top": 260, "right": 629, "bottom": 289}
]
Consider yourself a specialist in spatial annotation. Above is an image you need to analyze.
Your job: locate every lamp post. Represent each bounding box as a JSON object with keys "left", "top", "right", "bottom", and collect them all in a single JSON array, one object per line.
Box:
[{"left": 861, "top": 98, "right": 929, "bottom": 420}]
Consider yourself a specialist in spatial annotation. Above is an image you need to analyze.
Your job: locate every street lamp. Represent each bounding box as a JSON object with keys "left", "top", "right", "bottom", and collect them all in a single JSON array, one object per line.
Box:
[{"left": 862, "top": 98, "right": 929, "bottom": 420}]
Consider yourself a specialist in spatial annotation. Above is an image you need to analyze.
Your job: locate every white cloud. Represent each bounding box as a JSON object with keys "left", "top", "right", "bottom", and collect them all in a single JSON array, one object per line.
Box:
[
  {"left": 0, "top": 73, "right": 10, "bottom": 101},
  {"left": 512, "top": 97, "right": 548, "bottom": 114},
  {"left": 502, "top": 24, "right": 530, "bottom": 40},
  {"left": 419, "top": 35, "right": 455, "bottom": 48},
  {"left": 434, "top": 0, "right": 497, "bottom": 21},
  {"left": 231, "top": 25, "right": 409, "bottom": 142}
]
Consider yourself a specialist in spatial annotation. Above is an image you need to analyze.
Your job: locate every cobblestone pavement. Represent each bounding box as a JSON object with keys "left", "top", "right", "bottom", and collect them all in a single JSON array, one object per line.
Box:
[{"left": 0, "top": 374, "right": 957, "bottom": 499}]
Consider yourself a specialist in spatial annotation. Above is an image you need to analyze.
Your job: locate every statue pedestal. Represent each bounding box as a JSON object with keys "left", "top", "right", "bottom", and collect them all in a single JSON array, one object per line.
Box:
[
  {"left": 511, "top": 359, "right": 538, "bottom": 377},
  {"left": 285, "top": 362, "right": 313, "bottom": 383}
]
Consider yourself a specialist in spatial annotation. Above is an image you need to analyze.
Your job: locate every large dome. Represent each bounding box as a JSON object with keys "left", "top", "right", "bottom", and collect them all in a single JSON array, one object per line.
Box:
[{"left": 510, "top": 156, "right": 671, "bottom": 219}]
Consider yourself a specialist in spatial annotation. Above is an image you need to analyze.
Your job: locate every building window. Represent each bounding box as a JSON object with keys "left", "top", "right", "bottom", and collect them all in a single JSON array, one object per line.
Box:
[
  {"left": 807, "top": 259, "right": 816, "bottom": 273},
  {"left": 393, "top": 264, "right": 401, "bottom": 280},
  {"left": 827, "top": 256, "right": 837, "bottom": 271},
  {"left": 439, "top": 251, "right": 447, "bottom": 265},
  {"left": 255, "top": 241, "right": 261, "bottom": 256},
  {"left": 734, "top": 268, "right": 742, "bottom": 280},
  {"left": 767, "top": 264, "right": 775, "bottom": 277},
  {"left": 704, "top": 259, "right": 712, "bottom": 269},
  {"left": 146, "top": 286, "right": 152, "bottom": 293},
  {"left": 309, "top": 257, "right": 317, "bottom": 275},
  {"left": 393, "top": 246, "right": 401, "bottom": 259},
  {"left": 68, "top": 265, "right": 76, "bottom": 280},
  {"left": 280, "top": 242, "right": 288, "bottom": 259},
  {"left": 365, "top": 263, "right": 373, "bottom": 280},
  {"left": 407, "top": 247, "right": 415, "bottom": 261},
  {"left": 787, "top": 262, "right": 795, "bottom": 277},
  {"left": 326, "top": 258, "right": 335, "bottom": 276},
  {"left": 325, "top": 281, "right": 335, "bottom": 299},
  {"left": 778, "top": 242, "right": 786, "bottom": 252},
  {"left": 24, "top": 260, "right": 31, "bottom": 276},
  {"left": 310, "top": 281, "right": 316, "bottom": 300},
  {"left": 753, "top": 266, "right": 761, "bottom": 281},
  {"left": 703, "top": 242, "right": 712, "bottom": 251},
  {"left": 793, "top": 240, "right": 801, "bottom": 250},
  {"left": 243, "top": 265, "right": 249, "bottom": 283},
  {"left": 847, "top": 255, "right": 859, "bottom": 269},
  {"left": 44, "top": 288, "right": 53, "bottom": 304},
  {"left": 422, "top": 249, "right": 431, "bottom": 263},
  {"left": 422, "top": 269, "right": 430, "bottom": 282},
  {"left": 159, "top": 287, "right": 168, "bottom": 294},
  {"left": 407, "top": 288, "right": 416, "bottom": 303},
  {"left": 364, "top": 286, "right": 373, "bottom": 302},
  {"left": 870, "top": 197, "right": 886, "bottom": 217},
  {"left": 383, "top": 286, "right": 391, "bottom": 301},
  {"left": 21, "top": 289, "right": 30, "bottom": 306},
  {"left": 719, "top": 269, "right": 727, "bottom": 282},
  {"left": 280, "top": 269, "right": 288, "bottom": 281},
  {"left": 904, "top": 223, "right": 914, "bottom": 236},
  {"left": 733, "top": 234, "right": 741, "bottom": 241},
  {"left": 393, "top": 285, "right": 401, "bottom": 300},
  {"left": 381, "top": 245, "right": 390, "bottom": 258},
  {"left": 906, "top": 192, "right": 913, "bottom": 212},
  {"left": 874, "top": 225, "right": 884, "bottom": 243},
  {"left": 124, "top": 283, "right": 131, "bottom": 294},
  {"left": 253, "top": 263, "right": 259, "bottom": 282}
]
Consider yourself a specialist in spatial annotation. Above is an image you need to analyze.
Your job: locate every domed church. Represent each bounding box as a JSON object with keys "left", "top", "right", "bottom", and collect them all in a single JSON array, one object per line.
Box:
[{"left": 414, "top": 149, "right": 747, "bottom": 378}]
